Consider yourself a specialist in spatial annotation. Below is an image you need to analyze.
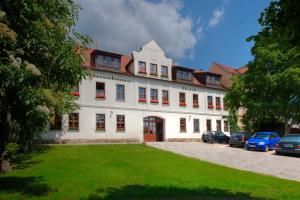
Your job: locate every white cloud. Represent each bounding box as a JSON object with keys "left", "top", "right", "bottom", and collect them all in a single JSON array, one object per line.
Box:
[
  {"left": 208, "top": 7, "right": 224, "bottom": 28},
  {"left": 75, "top": 0, "right": 202, "bottom": 59}
]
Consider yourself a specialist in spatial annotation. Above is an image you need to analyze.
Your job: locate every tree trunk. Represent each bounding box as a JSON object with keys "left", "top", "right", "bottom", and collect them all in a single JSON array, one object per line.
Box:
[{"left": 284, "top": 116, "right": 290, "bottom": 136}]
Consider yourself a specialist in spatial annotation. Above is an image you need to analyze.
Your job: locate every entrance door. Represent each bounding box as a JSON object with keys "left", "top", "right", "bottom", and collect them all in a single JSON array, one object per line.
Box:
[{"left": 144, "top": 117, "right": 163, "bottom": 142}]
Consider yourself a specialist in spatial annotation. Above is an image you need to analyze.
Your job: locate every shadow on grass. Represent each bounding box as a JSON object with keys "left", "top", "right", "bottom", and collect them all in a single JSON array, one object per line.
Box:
[
  {"left": 13, "top": 145, "right": 52, "bottom": 170},
  {"left": 0, "top": 176, "right": 56, "bottom": 197},
  {"left": 85, "top": 185, "right": 273, "bottom": 200}
]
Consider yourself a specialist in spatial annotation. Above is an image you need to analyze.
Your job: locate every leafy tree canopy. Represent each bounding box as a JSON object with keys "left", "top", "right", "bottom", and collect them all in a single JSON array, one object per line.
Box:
[
  {"left": 0, "top": 0, "right": 91, "bottom": 157},
  {"left": 225, "top": 0, "right": 300, "bottom": 135}
]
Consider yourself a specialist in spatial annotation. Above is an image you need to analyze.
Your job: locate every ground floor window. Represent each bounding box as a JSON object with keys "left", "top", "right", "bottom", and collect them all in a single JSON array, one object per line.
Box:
[
  {"left": 69, "top": 113, "right": 79, "bottom": 130},
  {"left": 116, "top": 115, "right": 125, "bottom": 131},
  {"left": 96, "top": 114, "right": 105, "bottom": 131},
  {"left": 206, "top": 119, "right": 211, "bottom": 131},
  {"left": 224, "top": 121, "right": 229, "bottom": 132},
  {"left": 180, "top": 118, "right": 186, "bottom": 132},
  {"left": 50, "top": 113, "right": 62, "bottom": 130},
  {"left": 216, "top": 120, "right": 221, "bottom": 131},
  {"left": 193, "top": 119, "right": 200, "bottom": 133}
]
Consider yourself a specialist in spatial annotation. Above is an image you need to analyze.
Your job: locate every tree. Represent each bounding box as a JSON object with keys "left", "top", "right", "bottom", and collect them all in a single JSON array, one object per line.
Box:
[
  {"left": 0, "top": 0, "right": 91, "bottom": 169},
  {"left": 225, "top": 0, "right": 300, "bottom": 135}
]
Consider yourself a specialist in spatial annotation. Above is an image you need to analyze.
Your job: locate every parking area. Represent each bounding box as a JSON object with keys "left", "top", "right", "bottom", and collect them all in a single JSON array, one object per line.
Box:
[{"left": 147, "top": 142, "right": 300, "bottom": 182}]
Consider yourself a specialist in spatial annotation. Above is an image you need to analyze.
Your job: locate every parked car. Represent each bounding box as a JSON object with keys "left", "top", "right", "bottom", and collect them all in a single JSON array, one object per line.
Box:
[
  {"left": 245, "top": 132, "right": 280, "bottom": 152},
  {"left": 202, "top": 131, "right": 230, "bottom": 144},
  {"left": 229, "top": 132, "right": 251, "bottom": 147},
  {"left": 275, "top": 134, "right": 300, "bottom": 155}
]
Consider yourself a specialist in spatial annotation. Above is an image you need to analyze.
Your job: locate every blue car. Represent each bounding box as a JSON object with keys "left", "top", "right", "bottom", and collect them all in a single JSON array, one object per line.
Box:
[{"left": 245, "top": 132, "right": 280, "bottom": 152}]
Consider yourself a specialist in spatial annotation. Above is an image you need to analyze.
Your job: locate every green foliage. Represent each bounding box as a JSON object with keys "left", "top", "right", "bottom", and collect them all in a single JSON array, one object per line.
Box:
[
  {"left": 225, "top": 0, "right": 300, "bottom": 134},
  {"left": 0, "top": 0, "right": 91, "bottom": 154},
  {"left": 3, "top": 143, "right": 18, "bottom": 160}
]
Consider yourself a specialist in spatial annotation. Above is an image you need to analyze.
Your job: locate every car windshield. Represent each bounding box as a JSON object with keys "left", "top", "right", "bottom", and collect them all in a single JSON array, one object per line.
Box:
[
  {"left": 280, "top": 135, "right": 300, "bottom": 142},
  {"left": 252, "top": 133, "right": 270, "bottom": 140},
  {"left": 231, "top": 132, "right": 244, "bottom": 137}
]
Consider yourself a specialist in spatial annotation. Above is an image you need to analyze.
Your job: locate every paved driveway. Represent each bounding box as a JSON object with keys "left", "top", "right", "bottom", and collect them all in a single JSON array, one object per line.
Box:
[{"left": 147, "top": 142, "right": 300, "bottom": 182}]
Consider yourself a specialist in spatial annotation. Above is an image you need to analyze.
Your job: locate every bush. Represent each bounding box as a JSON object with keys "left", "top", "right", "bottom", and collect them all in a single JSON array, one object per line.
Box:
[{"left": 4, "top": 143, "right": 19, "bottom": 161}]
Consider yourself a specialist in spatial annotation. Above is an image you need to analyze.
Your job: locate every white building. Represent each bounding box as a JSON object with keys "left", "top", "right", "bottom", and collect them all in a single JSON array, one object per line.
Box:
[{"left": 44, "top": 40, "right": 229, "bottom": 143}]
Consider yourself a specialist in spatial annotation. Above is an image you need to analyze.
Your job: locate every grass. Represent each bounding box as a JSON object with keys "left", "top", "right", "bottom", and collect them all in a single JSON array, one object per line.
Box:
[{"left": 0, "top": 144, "right": 300, "bottom": 200}]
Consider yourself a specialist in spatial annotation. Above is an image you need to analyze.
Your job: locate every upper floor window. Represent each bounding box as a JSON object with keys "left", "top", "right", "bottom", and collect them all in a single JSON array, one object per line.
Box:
[
  {"left": 216, "top": 97, "right": 221, "bottom": 109},
  {"left": 161, "top": 66, "right": 168, "bottom": 77},
  {"left": 224, "top": 121, "right": 229, "bottom": 132},
  {"left": 194, "top": 119, "right": 200, "bottom": 133},
  {"left": 116, "top": 84, "right": 125, "bottom": 101},
  {"left": 207, "top": 76, "right": 220, "bottom": 85},
  {"left": 138, "top": 61, "right": 146, "bottom": 74},
  {"left": 96, "top": 114, "right": 105, "bottom": 131},
  {"left": 95, "top": 55, "right": 120, "bottom": 69},
  {"left": 176, "top": 70, "right": 192, "bottom": 81},
  {"left": 150, "top": 63, "right": 157, "bottom": 75},
  {"left": 207, "top": 96, "right": 213, "bottom": 109},
  {"left": 180, "top": 118, "right": 186, "bottom": 132},
  {"left": 193, "top": 94, "right": 199, "bottom": 108},
  {"left": 179, "top": 92, "right": 186, "bottom": 107},
  {"left": 70, "top": 85, "right": 80, "bottom": 96},
  {"left": 69, "top": 113, "right": 79, "bottom": 131},
  {"left": 150, "top": 89, "right": 158, "bottom": 103},
  {"left": 216, "top": 120, "right": 221, "bottom": 131},
  {"left": 138, "top": 87, "right": 146, "bottom": 102},
  {"left": 206, "top": 119, "right": 211, "bottom": 131},
  {"left": 116, "top": 115, "right": 125, "bottom": 132},
  {"left": 96, "top": 82, "right": 105, "bottom": 98},
  {"left": 162, "top": 90, "right": 169, "bottom": 105},
  {"left": 223, "top": 98, "right": 228, "bottom": 110}
]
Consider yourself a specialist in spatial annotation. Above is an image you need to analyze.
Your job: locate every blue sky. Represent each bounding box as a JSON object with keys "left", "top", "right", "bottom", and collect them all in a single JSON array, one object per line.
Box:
[{"left": 76, "top": 0, "right": 271, "bottom": 70}]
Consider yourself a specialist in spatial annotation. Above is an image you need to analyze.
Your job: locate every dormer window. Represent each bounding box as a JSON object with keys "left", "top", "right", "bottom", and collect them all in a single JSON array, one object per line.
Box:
[
  {"left": 161, "top": 66, "right": 168, "bottom": 77},
  {"left": 207, "top": 76, "right": 220, "bottom": 85},
  {"left": 177, "top": 70, "right": 192, "bottom": 81},
  {"left": 95, "top": 55, "right": 120, "bottom": 69},
  {"left": 138, "top": 61, "right": 146, "bottom": 74},
  {"left": 150, "top": 64, "right": 157, "bottom": 75}
]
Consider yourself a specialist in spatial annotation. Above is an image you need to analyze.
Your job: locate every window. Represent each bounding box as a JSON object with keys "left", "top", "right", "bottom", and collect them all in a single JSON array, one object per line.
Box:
[
  {"left": 96, "top": 82, "right": 105, "bottom": 98},
  {"left": 176, "top": 71, "right": 192, "bottom": 81},
  {"left": 69, "top": 113, "right": 79, "bottom": 131},
  {"left": 70, "top": 86, "right": 80, "bottom": 96},
  {"left": 50, "top": 113, "right": 62, "bottom": 130},
  {"left": 223, "top": 98, "right": 228, "bottom": 110},
  {"left": 207, "top": 76, "right": 220, "bottom": 85},
  {"left": 224, "top": 121, "right": 229, "bottom": 132},
  {"left": 150, "top": 63, "right": 157, "bottom": 75},
  {"left": 207, "top": 96, "right": 213, "bottom": 108},
  {"left": 138, "top": 87, "right": 146, "bottom": 102},
  {"left": 194, "top": 119, "right": 200, "bottom": 133},
  {"left": 150, "top": 89, "right": 158, "bottom": 103},
  {"left": 162, "top": 90, "right": 169, "bottom": 104},
  {"left": 206, "top": 119, "right": 211, "bottom": 131},
  {"left": 216, "top": 120, "right": 221, "bottom": 131},
  {"left": 193, "top": 94, "right": 199, "bottom": 107},
  {"left": 95, "top": 55, "right": 120, "bottom": 69},
  {"left": 180, "top": 118, "right": 186, "bottom": 132},
  {"left": 116, "top": 115, "right": 125, "bottom": 131},
  {"left": 116, "top": 84, "right": 125, "bottom": 101},
  {"left": 161, "top": 66, "right": 168, "bottom": 77},
  {"left": 216, "top": 97, "right": 221, "bottom": 109},
  {"left": 96, "top": 114, "right": 105, "bottom": 131},
  {"left": 138, "top": 61, "right": 146, "bottom": 74},
  {"left": 179, "top": 92, "right": 186, "bottom": 106}
]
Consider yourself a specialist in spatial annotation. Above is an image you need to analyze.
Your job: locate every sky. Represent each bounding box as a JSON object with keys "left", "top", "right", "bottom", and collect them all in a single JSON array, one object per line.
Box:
[{"left": 75, "top": 0, "right": 271, "bottom": 70}]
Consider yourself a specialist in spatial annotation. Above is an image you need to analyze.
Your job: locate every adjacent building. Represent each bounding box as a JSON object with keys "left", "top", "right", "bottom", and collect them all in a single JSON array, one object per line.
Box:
[{"left": 44, "top": 40, "right": 229, "bottom": 143}]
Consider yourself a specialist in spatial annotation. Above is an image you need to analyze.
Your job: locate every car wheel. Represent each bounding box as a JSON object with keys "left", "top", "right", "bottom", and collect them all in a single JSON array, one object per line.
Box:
[
  {"left": 264, "top": 145, "right": 269, "bottom": 152},
  {"left": 203, "top": 140, "right": 206, "bottom": 143},
  {"left": 229, "top": 144, "right": 233, "bottom": 147},
  {"left": 276, "top": 151, "right": 281, "bottom": 155}
]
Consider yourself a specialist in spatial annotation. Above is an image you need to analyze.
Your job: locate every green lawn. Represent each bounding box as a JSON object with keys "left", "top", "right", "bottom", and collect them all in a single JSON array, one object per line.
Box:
[{"left": 0, "top": 144, "right": 300, "bottom": 200}]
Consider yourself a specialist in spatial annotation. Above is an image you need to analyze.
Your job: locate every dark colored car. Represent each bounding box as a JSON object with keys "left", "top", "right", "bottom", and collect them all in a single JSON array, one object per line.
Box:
[
  {"left": 229, "top": 132, "right": 251, "bottom": 147},
  {"left": 275, "top": 134, "right": 300, "bottom": 155},
  {"left": 202, "top": 131, "right": 230, "bottom": 144},
  {"left": 245, "top": 132, "right": 280, "bottom": 152}
]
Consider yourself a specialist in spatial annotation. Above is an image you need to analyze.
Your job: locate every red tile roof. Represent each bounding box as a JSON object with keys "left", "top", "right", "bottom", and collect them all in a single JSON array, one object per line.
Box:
[{"left": 213, "top": 62, "right": 247, "bottom": 74}]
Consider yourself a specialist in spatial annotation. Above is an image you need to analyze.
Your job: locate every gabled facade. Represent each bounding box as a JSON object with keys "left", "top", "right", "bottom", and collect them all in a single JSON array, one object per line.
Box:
[{"left": 44, "top": 41, "right": 229, "bottom": 143}]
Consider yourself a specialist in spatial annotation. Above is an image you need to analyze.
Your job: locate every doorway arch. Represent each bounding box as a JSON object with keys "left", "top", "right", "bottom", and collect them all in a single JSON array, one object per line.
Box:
[{"left": 143, "top": 116, "right": 164, "bottom": 142}]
